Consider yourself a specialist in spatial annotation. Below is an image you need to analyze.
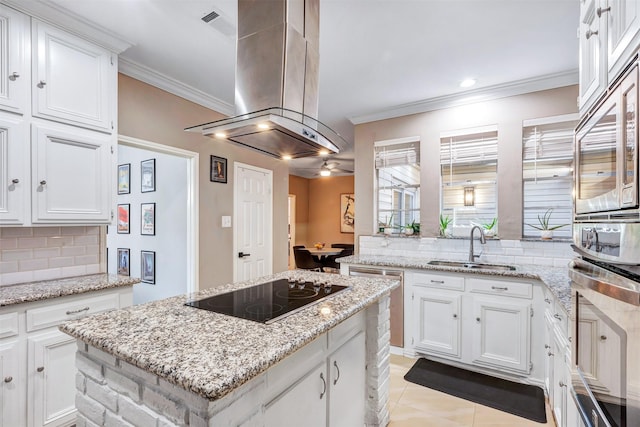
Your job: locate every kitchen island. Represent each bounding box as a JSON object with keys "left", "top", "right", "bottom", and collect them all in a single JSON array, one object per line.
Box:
[{"left": 60, "top": 271, "right": 399, "bottom": 427}]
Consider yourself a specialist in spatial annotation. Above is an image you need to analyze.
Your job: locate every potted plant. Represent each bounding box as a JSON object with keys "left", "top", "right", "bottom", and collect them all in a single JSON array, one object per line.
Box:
[
  {"left": 439, "top": 214, "right": 452, "bottom": 237},
  {"left": 384, "top": 214, "right": 397, "bottom": 235},
  {"left": 527, "top": 209, "right": 569, "bottom": 240},
  {"left": 481, "top": 218, "right": 498, "bottom": 238},
  {"left": 403, "top": 220, "right": 420, "bottom": 236}
]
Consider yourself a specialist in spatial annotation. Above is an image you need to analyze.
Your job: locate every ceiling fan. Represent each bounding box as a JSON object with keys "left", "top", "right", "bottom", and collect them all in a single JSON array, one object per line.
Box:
[
  {"left": 293, "top": 157, "right": 354, "bottom": 177},
  {"left": 318, "top": 159, "right": 353, "bottom": 177}
]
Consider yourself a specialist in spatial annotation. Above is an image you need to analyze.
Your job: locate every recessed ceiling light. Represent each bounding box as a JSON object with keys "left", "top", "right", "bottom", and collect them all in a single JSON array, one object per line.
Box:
[
  {"left": 460, "top": 78, "right": 477, "bottom": 88},
  {"left": 257, "top": 123, "right": 269, "bottom": 130},
  {"left": 282, "top": 155, "right": 292, "bottom": 160},
  {"left": 214, "top": 132, "right": 226, "bottom": 138}
]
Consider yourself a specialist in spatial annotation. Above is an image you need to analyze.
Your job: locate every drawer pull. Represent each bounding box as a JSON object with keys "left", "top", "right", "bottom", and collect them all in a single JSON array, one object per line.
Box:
[
  {"left": 66, "top": 306, "right": 90, "bottom": 315},
  {"left": 453, "top": 313, "right": 458, "bottom": 318},
  {"left": 491, "top": 286, "right": 508, "bottom": 291},
  {"left": 319, "top": 372, "right": 326, "bottom": 399},
  {"left": 4, "top": 376, "right": 12, "bottom": 383},
  {"left": 548, "top": 351, "right": 554, "bottom": 357},
  {"left": 559, "top": 381, "right": 567, "bottom": 388},
  {"left": 553, "top": 313, "right": 562, "bottom": 321},
  {"left": 476, "top": 317, "right": 481, "bottom": 322},
  {"left": 430, "top": 280, "right": 445, "bottom": 284},
  {"left": 544, "top": 298, "right": 551, "bottom": 304},
  {"left": 333, "top": 361, "right": 340, "bottom": 385},
  {"left": 37, "top": 367, "right": 44, "bottom": 372},
  {"left": 600, "top": 335, "right": 607, "bottom": 341}
]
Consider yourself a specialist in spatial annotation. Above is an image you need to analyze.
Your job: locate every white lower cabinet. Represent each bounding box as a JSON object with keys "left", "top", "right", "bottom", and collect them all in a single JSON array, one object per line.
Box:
[
  {"left": 471, "top": 296, "right": 531, "bottom": 374},
  {"left": 28, "top": 330, "right": 77, "bottom": 427},
  {"left": 408, "top": 271, "right": 533, "bottom": 376},
  {"left": 412, "top": 288, "right": 461, "bottom": 358},
  {"left": 265, "top": 363, "right": 327, "bottom": 427},
  {"left": 0, "top": 286, "right": 133, "bottom": 427},
  {"left": 263, "top": 314, "right": 365, "bottom": 427}
]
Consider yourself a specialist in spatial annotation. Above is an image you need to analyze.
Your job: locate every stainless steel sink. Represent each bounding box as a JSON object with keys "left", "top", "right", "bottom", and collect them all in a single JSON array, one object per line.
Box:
[{"left": 427, "top": 260, "right": 516, "bottom": 271}]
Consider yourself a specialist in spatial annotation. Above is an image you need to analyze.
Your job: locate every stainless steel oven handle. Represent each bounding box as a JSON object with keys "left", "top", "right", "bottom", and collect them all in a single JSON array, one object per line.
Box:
[{"left": 570, "top": 258, "right": 640, "bottom": 306}]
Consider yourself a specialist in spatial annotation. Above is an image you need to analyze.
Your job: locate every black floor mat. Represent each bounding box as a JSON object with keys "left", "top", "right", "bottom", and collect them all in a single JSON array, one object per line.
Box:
[{"left": 403, "top": 358, "right": 547, "bottom": 423}]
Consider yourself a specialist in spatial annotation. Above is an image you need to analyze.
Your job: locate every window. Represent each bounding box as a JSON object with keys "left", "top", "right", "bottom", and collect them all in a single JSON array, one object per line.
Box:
[
  {"left": 522, "top": 114, "right": 577, "bottom": 239},
  {"left": 440, "top": 126, "right": 498, "bottom": 228},
  {"left": 375, "top": 138, "right": 420, "bottom": 231}
]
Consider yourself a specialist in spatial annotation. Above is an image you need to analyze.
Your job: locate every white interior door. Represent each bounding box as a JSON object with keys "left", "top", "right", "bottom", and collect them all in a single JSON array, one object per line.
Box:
[{"left": 234, "top": 162, "right": 273, "bottom": 282}]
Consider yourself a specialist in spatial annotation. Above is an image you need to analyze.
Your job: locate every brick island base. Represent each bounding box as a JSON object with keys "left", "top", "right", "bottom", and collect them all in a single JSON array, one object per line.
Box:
[{"left": 73, "top": 294, "right": 391, "bottom": 427}]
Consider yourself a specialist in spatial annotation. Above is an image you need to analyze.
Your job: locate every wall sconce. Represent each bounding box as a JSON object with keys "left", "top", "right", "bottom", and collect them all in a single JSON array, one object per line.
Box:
[{"left": 464, "top": 186, "right": 475, "bottom": 206}]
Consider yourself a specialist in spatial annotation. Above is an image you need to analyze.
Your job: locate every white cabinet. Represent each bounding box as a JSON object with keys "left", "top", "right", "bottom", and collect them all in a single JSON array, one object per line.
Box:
[
  {"left": 31, "top": 122, "right": 112, "bottom": 223},
  {"left": 0, "top": 338, "right": 23, "bottom": 427},
  {"left": 28, "top": 330, "right": 76, "bottom": 427},
  {"left": 0, "top": 113, "right": 29, "bottom": 224},
  {"left": 412, "top": 288, "right": 461, "bottom": 359},
  {"left": 579, "top": 0, "right": 640, "bottom": 113},
  {"left": 0, "top": 4, "right": 29, "bottom": 115},
  {"left": 265, "top": 363, "right": 327, "bottom": 427},
  {"left": 471, "top": 296, "right": 531, "bottom": 374},
  {"left": 0, "top": 4, "right": 117, "bottom": 227},
  {"left": 32, "top": 20, "right": 114, "bottom": 133},
  {"left": 328, "top": 331, "right": 365, "bottom": 427},
  {"left": 0, "top": 286, "right": 133, "bottom": 427}
]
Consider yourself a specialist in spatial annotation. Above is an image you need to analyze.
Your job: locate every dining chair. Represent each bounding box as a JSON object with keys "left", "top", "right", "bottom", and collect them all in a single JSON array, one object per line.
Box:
[
  {"left": 293, "top": 248, "right": 323, "bottom": 271},
  {"left": 331, "top": 243, "right": 354, "bottom": 250}
]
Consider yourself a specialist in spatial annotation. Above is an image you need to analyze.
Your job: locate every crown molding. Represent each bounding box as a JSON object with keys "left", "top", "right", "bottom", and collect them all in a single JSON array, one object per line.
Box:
[
  {"left": 349, "top": 69, "right": 579, "bottom": 125},
  {"left": 119, "top": 57, "right": 235, "bottom": 116},
  {"left": 1, "top": 0, "right": 133, "bottom": 53}
]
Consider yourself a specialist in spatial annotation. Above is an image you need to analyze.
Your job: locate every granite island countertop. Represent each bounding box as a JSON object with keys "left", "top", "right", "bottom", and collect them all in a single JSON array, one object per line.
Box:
[
  {"left": 338, "top": 254, "right": 571, "bottom": 312},
  {"left": 0, "top": 273, "right": 140, "bottom": 307},
  {"left": 60, "top": 270, "right": 399, "bottom": 401}
]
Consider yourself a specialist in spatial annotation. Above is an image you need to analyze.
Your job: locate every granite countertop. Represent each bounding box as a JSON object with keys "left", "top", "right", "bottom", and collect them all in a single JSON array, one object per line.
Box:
[
  {"left": 339, "top": 255, "right": 571, "bottom": 312},
  {"left": 60, "top": 270, "right": 399, "bottom": 401},
  {"left": 0, "top": 274, "right": 140, "bottom": 307}
]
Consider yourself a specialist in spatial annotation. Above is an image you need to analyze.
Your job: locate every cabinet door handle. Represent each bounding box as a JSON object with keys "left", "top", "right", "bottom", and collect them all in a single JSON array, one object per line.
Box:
[
  {"left": 430, "top": 280, "right": 444, "bottom": 284},
  {"left": 553, "top": 313, "right": 562, "bottom": 321},
  {"left": 544, "top": 344, "right": 550, "bottom": 349},
  {"left": 586, "top": 29, "right": 599, "bottom": 39},
  {"left": 8, "top": 72, "right": 19, "bottom": 81},
  {"left": 597, "top": 6, "right": 611, "bottom": 18},
  {"left": 37, "top": 80, "right": 46, "bottom": 88},
  {"left": 453, "top": 313, "right": 458, "bottom": 319},
  {"left": 491, "top": 286, "right": 508, "bottom": 291},
  {"left": 476, "top": 317, "right": 481, "bottom": 322},
  {"left": 37, "top": 366, "right": 44, "bottom": 372},
  {"left": 333, "top": 361, "right": 340, "bottom": 385},
  {"left": 40, "top": 180, "right": 47, "bottom": 186},
  {"left": 559, "top": 381, "right": 567, "bottom": 388},
  {"left": 66, "top": 306, "right": 90, "bottom": 315},
  {"left": 319, "top": 372, "right": 326, "bottom": 399},
  {"left": 600, "top": 335, "right": 607, "bottom": 341},
  {"left": 544, "top": 298, "right": 551, "bottom": 304},
  {"left": 548, "top": 351, "right": 554, "bottom": 357},
  {"left": 4, "top": 376, "right": 12, "bottom": 383},
  {"left": 11, "top": 178, "right": 19, "bottom": 184}
]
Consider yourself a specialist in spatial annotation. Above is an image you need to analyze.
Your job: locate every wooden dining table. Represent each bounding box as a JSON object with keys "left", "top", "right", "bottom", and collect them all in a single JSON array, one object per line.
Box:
[{"left": 304, "top": 247, "right": 343, "bottom": 257}]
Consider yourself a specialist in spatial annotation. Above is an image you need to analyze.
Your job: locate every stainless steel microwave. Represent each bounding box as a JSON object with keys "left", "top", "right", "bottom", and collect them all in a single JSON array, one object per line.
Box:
[{"left": 575, "top": 63, "right": 639, "bottom": 217}]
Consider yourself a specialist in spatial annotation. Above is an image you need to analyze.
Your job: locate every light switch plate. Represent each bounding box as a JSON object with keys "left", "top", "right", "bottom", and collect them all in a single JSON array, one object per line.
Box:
[{"left": 221, "top": 216, "right": 232, "bottom": 228}]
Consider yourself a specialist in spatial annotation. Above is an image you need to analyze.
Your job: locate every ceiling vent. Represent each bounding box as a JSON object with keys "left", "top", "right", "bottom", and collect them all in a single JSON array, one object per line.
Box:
[
  {"left": 201, "top": 10, "right": 220, "bottom": 23},
  {"left": 201, "top": 8, "right": 235, "bottom": 37}
]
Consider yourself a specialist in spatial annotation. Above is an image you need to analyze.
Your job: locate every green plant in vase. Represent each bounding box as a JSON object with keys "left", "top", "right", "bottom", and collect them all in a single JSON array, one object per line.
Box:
[
  {"left": 404, "top": 220, "right": 420, "bottom": 236},
  {"left": 439, "top": 214, "right": 452, "bottom": 237},
  {"left": 481, "top": 218, "right": 498, "bottom": 237},
  {"left": 526, "top": 209, "right": 569, "bottom": 240}
]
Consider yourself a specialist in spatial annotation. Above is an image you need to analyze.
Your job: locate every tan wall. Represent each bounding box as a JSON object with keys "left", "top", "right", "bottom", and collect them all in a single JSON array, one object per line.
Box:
[
  {"left": 288, "top": 175, "right": 310, "bottom": 246},
  {"left": 288, "top": 175, "right": 355, "bottom": 247},
  {"left": 118, "top": 74, "right": 289, "bottom": 289},
  {"left": 354, "top": 85, "right": 579, "bottom": 242}
]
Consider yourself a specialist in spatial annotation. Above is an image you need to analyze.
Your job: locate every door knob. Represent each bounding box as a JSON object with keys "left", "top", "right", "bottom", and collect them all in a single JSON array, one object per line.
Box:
[
  {"left": 11, "top": 178, "right": 19, "bottom": 184},
  {"left": 40, "top": 180, "right": 46, "bottom": 186},
  {"left": 597, "top": 6, "right": 611, "bottom": 18},
  {"left": 238, "top": 252, "right": 251, "bottom": 258},
  {"left": 3, "top": 376, "right": 12, "bottom": 383},
  {"left": 36, "top": 366, "right": 44, "bottom": 372},
  {"left": 8, "top": 72, "right": 19, "bottom": 81},
  {"left": 37, "top": 80, "right": 46, "bottom": 88},
  {"left": 586, "top": 29, "right": 599, "bottom": 40}
]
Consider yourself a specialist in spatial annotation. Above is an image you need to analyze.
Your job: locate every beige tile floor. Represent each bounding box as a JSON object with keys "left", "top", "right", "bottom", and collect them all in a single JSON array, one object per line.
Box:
[{"left": 388, "top": 354, "right": 556, "bottom": 427}]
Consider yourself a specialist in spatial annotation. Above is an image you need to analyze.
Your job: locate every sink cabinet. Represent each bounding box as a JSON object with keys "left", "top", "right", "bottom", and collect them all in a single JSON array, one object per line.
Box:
[{"left": 406, "top": 270, "right": 540, "bottom": 379}]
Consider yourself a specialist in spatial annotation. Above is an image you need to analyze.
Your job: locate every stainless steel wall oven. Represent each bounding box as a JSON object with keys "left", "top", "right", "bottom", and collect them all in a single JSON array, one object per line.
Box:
[{"left": 570, "top": 223, "right": 640, "bottom": 427}]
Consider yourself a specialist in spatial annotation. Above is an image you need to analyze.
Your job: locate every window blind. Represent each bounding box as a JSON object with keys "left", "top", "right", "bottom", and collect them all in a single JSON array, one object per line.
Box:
[{"left": 375, "top": 141, "right": 420, "bottom": 169}]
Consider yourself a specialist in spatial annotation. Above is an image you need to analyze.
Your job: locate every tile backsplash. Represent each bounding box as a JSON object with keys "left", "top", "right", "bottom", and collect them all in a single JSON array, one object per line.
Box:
[
  {"left": 359, "top": 235, "right": 574, "bottom": 268},
  {"left": 0, "top": 227, "right": 103, "bottom": 286}
]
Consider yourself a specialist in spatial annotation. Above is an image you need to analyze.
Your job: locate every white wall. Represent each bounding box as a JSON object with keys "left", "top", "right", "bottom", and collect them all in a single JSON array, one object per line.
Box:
[{"left": 107, "top": 145, "right": 188, "bottom": 305}]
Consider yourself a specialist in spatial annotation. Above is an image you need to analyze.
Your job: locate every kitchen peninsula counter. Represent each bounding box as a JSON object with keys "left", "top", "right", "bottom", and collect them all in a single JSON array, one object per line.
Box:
[
  {"left": 60, "top": 270, "right": 399, "bottom": 426},
  {"left": 338, "top": 254, "right": 571, "bottom": 311}
]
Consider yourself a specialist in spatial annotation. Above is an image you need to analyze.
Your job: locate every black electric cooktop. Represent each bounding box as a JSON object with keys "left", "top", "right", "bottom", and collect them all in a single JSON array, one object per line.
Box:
[{"left": 185, "top": 278, "right": 349, "bottom": 324}]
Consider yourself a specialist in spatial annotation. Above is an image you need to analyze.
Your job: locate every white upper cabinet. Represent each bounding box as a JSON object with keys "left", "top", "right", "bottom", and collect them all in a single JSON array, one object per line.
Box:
[
  {"left": 32, "top": 19, "right": 114, "bottom": 133},
  {"left": 0, "top": 113, "right": 28, "bottom": 224},
  {"left": 607, "top": 0, "right": 640, "bottom": 81},
  {"left": 580, "top": 0, "right": 640, "bottom": 113},
  {"left": 31, "top": 122, "right": 112, "bottom": 224},
  {"left": 0, "top": 5, "right": 29, "bottom": 115}
]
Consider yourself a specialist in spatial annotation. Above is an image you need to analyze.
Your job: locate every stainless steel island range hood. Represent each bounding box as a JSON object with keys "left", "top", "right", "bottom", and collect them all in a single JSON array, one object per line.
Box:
[{"left": 186, "top": 0, "right": 345, "bottom": 159}]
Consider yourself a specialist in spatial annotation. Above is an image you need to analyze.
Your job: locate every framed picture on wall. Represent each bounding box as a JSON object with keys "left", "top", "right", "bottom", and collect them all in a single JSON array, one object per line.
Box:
[
  {"left": 141, "top": 159, "right": 156, "bottom": 192},
  {"left": 117, "top": 248, "right": 130, "bottom": 276},
  {"left": 117, "top": 204, "right": 130, "bottom": 234},
  {"left": 117, "top": 164, "right": 130, "bottom": 194},
  {"left": 340, "top": 193, "right": 355, "bottom": 233},
  {"left": 141, "top": 203, "right": 155, "bottom": 235},
  {"left": 210, "top": 155, "right": 227, "bottom": 183},
  {"left": 141, "top": 251, "right": 156, "bottom": 284}
]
